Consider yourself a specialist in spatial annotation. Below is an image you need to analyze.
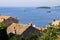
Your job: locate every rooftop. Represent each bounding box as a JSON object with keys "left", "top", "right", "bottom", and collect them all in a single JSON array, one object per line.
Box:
[
  {"left": 7, "top": 23, "right": 31, "bottom": 35},
  {"left": 33, "top": 27, "right": 46, "bottom": 32},
  {"left": 0, "top": 16, "right": 10, "bottom": 19},
  {"left": 52, "top": 20, "right": 60, "bottom": 26}
]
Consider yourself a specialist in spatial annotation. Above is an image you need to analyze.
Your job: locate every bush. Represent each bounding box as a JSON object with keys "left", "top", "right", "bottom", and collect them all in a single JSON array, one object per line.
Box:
[{"left": 0, "top": 22, "right": 9, "bottom": 40}]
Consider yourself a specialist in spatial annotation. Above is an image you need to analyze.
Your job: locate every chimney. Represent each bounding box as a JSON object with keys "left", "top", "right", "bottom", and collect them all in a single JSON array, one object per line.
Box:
[
  {"left": 53, "top": 19, "right": 56, "bottom": 21},
  {"left": 28, "top": 22, "right": 32, "bottom": 26}
]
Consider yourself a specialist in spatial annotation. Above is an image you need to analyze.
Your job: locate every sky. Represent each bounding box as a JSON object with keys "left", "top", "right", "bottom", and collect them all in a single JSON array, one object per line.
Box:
[{"left": 0, "top": 0, "right": 60, "bottom": 7}]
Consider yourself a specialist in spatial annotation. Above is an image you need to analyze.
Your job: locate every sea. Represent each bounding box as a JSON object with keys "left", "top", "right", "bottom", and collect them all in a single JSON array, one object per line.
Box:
[{"left": 0, "top": 7, "right": 60, "bottom": 28}]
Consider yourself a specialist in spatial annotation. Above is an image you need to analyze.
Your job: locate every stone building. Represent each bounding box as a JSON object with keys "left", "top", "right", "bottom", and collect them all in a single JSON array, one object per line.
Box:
[
  {"left": 0, "top": 16, "right": 18, "bottom": 26},
  {"left": 51, "top": 20, "right": 60, "bottom": 26},
  {"left": 7, "top": 23, "right": 41, "bottom": 36},
  {"left": 0, "top": 15, "right": 46, "bottom": 40}
]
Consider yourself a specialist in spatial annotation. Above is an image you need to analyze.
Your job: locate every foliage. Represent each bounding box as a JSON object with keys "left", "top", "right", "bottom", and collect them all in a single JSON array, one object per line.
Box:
[
  {"left": 25, "top": 33, "right": 39, "bottom": 40},
  {"left": 40, "top": 27, "right": 57, "bottom": 40},
  {"left": 8, "top": 23, "right": 60, "bottom": 40},
  {"left": 0, "top": 22, "right": 9, "bottom": 40},
  {"left": 0, "top": 22, "right": 6, "bottom": 30},
  {"left": 9, "top": 35, "right": 18, "bottom": 40},
  {"left": 39, "top": 23, "right": 60, "bottom": 40},
  {"left": 8, "top": 32, "right": 40, "bottom": 40},
  {"left": 0, "top": 22, "right": 60, "bottom": 40}
]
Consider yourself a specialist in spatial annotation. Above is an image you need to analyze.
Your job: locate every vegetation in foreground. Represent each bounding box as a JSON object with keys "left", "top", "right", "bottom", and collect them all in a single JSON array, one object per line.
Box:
[{"left": 0, "top": 22, "right": 60, "bottom": 40}]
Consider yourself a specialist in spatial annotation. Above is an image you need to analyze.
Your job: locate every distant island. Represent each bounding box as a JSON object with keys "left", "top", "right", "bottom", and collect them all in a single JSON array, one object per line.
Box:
[
  {"left": 37, "top": 7, "right": 51, "bottom": 9},
  {"left": 55, "top": 6, "right": 60, "bottom": 7}
]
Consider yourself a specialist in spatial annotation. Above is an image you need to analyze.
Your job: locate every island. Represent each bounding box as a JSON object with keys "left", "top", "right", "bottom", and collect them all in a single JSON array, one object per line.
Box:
[{"left": 36, "top": 6, "right": 51, "bottom": 9}]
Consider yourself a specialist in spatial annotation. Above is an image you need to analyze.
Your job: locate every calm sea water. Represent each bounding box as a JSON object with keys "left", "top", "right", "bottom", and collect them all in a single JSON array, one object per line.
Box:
[{"left": 0, "top": 7, "right": 60, "bottom": 27}]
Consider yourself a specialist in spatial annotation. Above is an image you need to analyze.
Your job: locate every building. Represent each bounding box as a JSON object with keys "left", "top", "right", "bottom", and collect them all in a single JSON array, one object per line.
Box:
[
  {"left": 33, "top": 27, "right": 46, "bottom": 32},
  {"left": 51, "top": 20, "right": 60, "bottom": 26},
  {"left": 7, "top": 23, "right": 41, "bottom": 36},
  {"left": 0, "top": 15, "right": 47, "bottom": 40},
  {"left": 0, "top": 16, "right": 18, "bottom": 26}
]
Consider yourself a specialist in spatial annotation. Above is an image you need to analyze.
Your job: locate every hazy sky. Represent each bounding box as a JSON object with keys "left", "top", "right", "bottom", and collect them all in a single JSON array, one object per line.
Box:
[{"left": 0, "top": 0, "right": 60, "bottom": 7}]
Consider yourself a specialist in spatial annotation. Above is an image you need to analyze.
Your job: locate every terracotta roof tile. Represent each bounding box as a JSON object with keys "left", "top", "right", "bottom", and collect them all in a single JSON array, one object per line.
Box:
[
  {"left": 0, "top": 16, "right": 10, "bottom": 19},
  {"left": 52, "top": 20, "right": 60, "bottom": 26},
  {"left": 0, "top": 16, "right": 18, "bottom": 26},
  {"left": 34, "top": 27, "right": 46, "bottom": 31},
  {"left": 7, "top": 23, "right": 31, "bottom": 35},
  {"left": 0, "top": 16, "right": 10, "bottom": 22}
]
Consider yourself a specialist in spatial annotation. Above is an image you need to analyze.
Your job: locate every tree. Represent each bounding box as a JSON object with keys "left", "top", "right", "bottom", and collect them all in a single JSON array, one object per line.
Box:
[
  {"left": 0, "top": 22, "right": 9, "bottom": 40},
  {"left": 0, "top": 22, "right": 6, "bottom": 30},
  {"left": 39, "top": 23, "right": 60, "bottom": 40},
  {"left": 9, "top": 34, "right": 18, "bottom": 40}
]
